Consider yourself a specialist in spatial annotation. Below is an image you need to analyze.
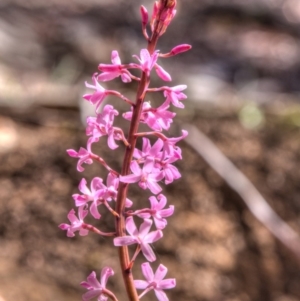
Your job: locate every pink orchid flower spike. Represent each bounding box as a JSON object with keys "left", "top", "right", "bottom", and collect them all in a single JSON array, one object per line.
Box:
[
  {"left": 81, "top": 267, "right": 114, "bottom": 301},
  {"left": 62, "top": 2, "right": 191, "bottom": 300},
  {"left": 134, "top": 262, "right": 176, "bottom": 301},
  {"left": 113, "top": 217, "right": 163, "bottom": 262}
]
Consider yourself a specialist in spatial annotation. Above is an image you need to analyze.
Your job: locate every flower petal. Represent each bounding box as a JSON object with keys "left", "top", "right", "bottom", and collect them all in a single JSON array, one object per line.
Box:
[
  {"left": 139, "top": 218, "right": 152, "bottom": 238},
  {"left": 159, "top": 278, "right": 176, "bottom": 290},
  {"left": 130, "top": 160, "right": 142, "bottom": 175},
  {"left": 134, "top": 280, "right": 149, "bottom": 289},
  {"left": 141, "top": 242, "right": 156, "bottom": 262},
  {"left": 154, "top": 264, "right": 168, "bottom": 282},
  {"left": 82, "top": 289, "right": 102, "bottom": 301},
  {"left": 155, "top": 64, "right": 171, "bottom": 81},
  {"left": 100, "top": 267, "right": 114, "bottom": 287},
  {"left": 119, "top": 174, "right": 141, "bottom": 184},
  {"left": 126, "top": 216, "right": 139, "bottom": 236},
  {"left": 154, "top": 289, "right": 169, "bottom": 301},
  {"left": 113, "top": 236, "right": 137, "bottom": 246},
  {"left": 147, "top": 180, "right": 162, "bottom": 195},
  {"left": 86, "top": 271, "right": 101, "bottom": 288},
  {"left": 141, "top": 262, "right": 154, "bottom": 282},
  {"left": 111, "top": 50, "right": 121, "bottom": 65},
  {"left": 144, "top": 230, "right": 163, "bottom": 244}
]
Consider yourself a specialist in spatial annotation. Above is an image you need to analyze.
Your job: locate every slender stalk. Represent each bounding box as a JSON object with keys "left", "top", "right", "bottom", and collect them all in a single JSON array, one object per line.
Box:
[
  {"left": 114, "top": 2, "right": 174, "bottom": 300},
  {"left": 103, "top": 289, "right": 119, "bottom": 301},
  {"left": 115, "top": 71, "right": 150, "bottom": 301}
]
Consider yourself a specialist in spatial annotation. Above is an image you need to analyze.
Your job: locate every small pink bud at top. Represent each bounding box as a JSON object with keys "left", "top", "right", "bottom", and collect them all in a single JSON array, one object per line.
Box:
[
  {"left": 170, "top": 44, "right": 192, "bottom": 56},
  {"left": 150, "top": 1, "right": 159, "bottom": 31},
  {"left": 140, "top": 6, "right": 148, "bottom": 25},
  {"left": 163, "top": 9, "right": 176, "bottom": 29},
  {"left": 166, "top": 0, "right": 176, "bottom": 9}
]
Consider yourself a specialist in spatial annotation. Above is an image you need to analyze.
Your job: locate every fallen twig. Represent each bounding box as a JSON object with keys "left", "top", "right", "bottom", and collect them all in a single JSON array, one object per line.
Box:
[{"left": 183, "top": 124, "right": 300, "bottom": 263}]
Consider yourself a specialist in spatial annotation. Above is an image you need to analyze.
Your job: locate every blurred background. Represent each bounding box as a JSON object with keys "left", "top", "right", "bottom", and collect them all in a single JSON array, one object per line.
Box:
[{"left": 1, "top": 0, "right": 300, "bottom": 300}]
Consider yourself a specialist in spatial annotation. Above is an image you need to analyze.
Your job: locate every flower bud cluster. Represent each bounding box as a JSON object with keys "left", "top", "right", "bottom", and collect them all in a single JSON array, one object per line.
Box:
[{"left": 59, "top": 1, "right": 191, "bottom": 301}]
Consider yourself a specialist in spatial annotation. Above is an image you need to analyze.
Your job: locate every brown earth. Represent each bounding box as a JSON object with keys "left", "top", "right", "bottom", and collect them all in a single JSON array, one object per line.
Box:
[{"left": 0, "top": 106, "right": 300, "bottom": 301}]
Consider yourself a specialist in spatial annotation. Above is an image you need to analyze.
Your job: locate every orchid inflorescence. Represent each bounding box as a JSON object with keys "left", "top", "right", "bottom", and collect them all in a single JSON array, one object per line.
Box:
[{"left": 59, "top": 1, "right": 191, "bottom": 301}]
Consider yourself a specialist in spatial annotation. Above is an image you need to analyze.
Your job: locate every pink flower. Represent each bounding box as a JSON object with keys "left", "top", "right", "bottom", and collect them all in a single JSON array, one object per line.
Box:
[
  {"left": 83, "top": 73, "right": 108, "bottom": 111},
  {"left": 59, "top": 206, "right": 88, "bottom": 237},
  {"left": 72, "top": 177, "right": 106, "bottom": 219},
  {"left": 81, "top": 267, "right": 114, "bottom": 301},
  {"left": 133, "top": 137, "right": 163, "bottom": 162},
  {"left": 134, "top": 262, "right": 176, "bottom": 301},
  {"left": 114, "top": 217, "right": 163, "bottom": 262},
  {"left": 135, "top": 194, "right": 174, "bottom": 229},
  {"left": 169, "top": 44, "right": 192, "bottom": 56},
  {"left": 103, "top": 172, "right": 132, "bottom": 208},
  {"left": 143, "top": 102, "right": 175, "bottom": 131},
  {"left": 86, "top": 105, "right": 118, "bottom": 137},
  {"left": 123, "top": 101, "right": 175, "bottom": 131},
  {"left": 160, "top": 157, "right": 181, "bottom": 185},
  {"left": 67, "top": 137, "right": 97, "bottom": 172},
  {"left": 150, "top": 1, "right": 159, "bottom": 32},
  {"left": 120, "top": 158, "right": 164, "bottom": 194},
  {"left": 86, "top": 105, "right": 120, "bottom": 150},
  {"left": 163, "top": 85, "right": 187, "bottom": 108},
  {"left": 140, "top": 5, "right": 148, "bottom": 25},
  {"left": 133, "top": 49, "right": 171, "bottom": 81},
  {"left": 162, "top": 130, "right": 188, "bottom": 159},
  {"left": 150, "top": 0, "right": 177, "bottom": 37},
  {"left": 98, "top": 50, "right": 132, "bottom": 83},
  {"left": 133, "top": 49, "right": 158, "bottom": 76}
]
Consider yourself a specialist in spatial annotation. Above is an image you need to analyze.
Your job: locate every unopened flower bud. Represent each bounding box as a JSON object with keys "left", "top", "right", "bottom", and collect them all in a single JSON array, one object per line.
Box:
[
  {"left": 140, "top": 6, "right": 148, "bottom": 25},
  {"left": 170, "top": 44, "right": 192, "bottom": 56},
  {"left": 166, "top": 0, "right": 176, "bottom": 9},
  {"left": 150, "top": 1, "right": 160, "bottom": 32}
]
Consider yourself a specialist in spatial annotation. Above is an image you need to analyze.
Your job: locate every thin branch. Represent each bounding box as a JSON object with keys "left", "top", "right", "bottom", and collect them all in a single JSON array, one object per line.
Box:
[{"left": 82, "top": 223, "right": 116, "bottom": 237}]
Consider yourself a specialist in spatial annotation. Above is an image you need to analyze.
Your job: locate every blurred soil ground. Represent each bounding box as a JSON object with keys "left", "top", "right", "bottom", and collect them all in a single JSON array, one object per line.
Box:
[{"left": 0, "top": 106, "right": 300, "bottom": 301}]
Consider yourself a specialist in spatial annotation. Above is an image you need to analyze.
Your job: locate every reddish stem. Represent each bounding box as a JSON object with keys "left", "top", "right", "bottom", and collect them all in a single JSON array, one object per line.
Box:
[
  {"left": 114, "top": 2, "right": 175, "bottom": 301},
  {"left": 115, "top": 70, "right": 149, "bottom": 301}
]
